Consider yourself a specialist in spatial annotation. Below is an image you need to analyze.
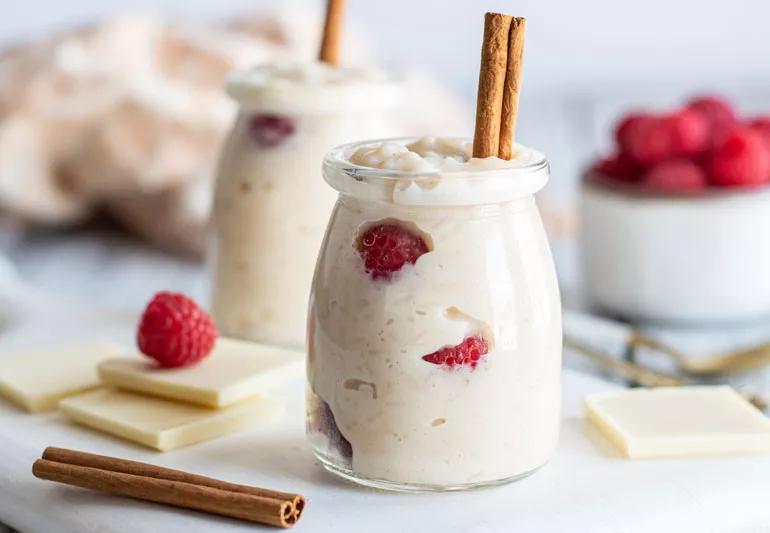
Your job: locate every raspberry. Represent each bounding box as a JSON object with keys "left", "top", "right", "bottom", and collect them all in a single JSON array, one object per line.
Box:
[
  {"left": 422, "top": 336, "right": 489, "bottom": 369},
  {"left": 616, "top": 114, "right": 674, "bottom": 165},
  {"left": 307, "top": 398, "right": 352, "bottom": 459},
  {"left": 705, "top": 126, "right": 770, "bottom": 187},
  {"left": 641, "top": 159, "right": 707, "bottom": 191},
  {"left": 137, "top": 292, "right": 217, "bottom": 368},
  {"left": 357, "top": 223, "right": 429, "bottom": 280},
  {"left": 248, "top": 114, "right": 296, "bottom": 146},
  {"left": 747, "top": 117, "right": 770, "bottom": 151},
  {"left": 592, "top": 153, "right": 640, "bottom": 182},
  {"left": 686, "top": 96, "right": 737, "bottom": 145},
  {"left": 665, "top": 108, "right": 709, "bottom": 156},
  {"left": 614, "top": 113, "right": 647, "bottom": 146}
]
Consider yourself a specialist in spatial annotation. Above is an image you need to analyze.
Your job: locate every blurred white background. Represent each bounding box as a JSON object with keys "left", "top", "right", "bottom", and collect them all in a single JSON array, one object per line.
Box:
[
  {"left": 2, "top": 0, "right": 770, "bottom": 307},
  {"left": 4, "top": 0, "right": 770, "bottom": 94},
  {"left": 4, "top": 0, "right": 770, "bottom": 200}
]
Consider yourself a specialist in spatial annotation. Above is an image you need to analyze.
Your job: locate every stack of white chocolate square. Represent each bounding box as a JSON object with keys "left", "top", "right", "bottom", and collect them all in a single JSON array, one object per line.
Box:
[{"left": 0, "top": 339, "right": 303, "bottom": 450}]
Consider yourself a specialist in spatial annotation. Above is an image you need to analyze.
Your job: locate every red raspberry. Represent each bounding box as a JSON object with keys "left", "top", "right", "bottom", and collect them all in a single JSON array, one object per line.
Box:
[
  {"left": 705, "top": 126, "right": 770, "bottom": 187},
  {"left": 592, "top": 153, "right": 640, "bottom": 182},
  {"left": 665, "top": 108, "right": 709, "bottom": 156},
  {"left": 616, "top": 114, "right": 674, "bottom": 165},
  {"left": 137, "top": 292, "right": 217, "bottom": 368},
  {"left": 686, "top": 96, "right": 737, "bottom": 144},
  {"left": 357, "top": 223, "right": 429, "bottom": 280},
  {"left": 747, "top": 116, "right": 770, "bottom": 151},
  {"left": 641, "top": 159, "right": 707, "bottom": 191},
  {"left": 422, "top": 336, "right": 489, "bottom": 369},
  {"left": 248, "top": 114, "right": 296, "bottom": 146},
  {"left": 308, "top": 398, "right": 352, "bottom": 459},
  {"left": 614, "top": 113, "right": 647, "bottom": 146}
]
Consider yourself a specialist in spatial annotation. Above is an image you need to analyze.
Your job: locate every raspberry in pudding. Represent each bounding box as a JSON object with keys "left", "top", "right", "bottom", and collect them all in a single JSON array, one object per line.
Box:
[
  {"left": 421, "top": 335, "right": 489, "bottom": 369},
  {"left": 356, "top": 223, "right": 430, "bottom": 280},
  {"left": 248, "top": 114, "right": 296, "bottom": 147}
]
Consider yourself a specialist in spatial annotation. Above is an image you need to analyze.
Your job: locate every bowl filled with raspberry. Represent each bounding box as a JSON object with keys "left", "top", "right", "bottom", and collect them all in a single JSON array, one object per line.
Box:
[{"left": 581, "top": 95, "right": 770, "bottom": 323}]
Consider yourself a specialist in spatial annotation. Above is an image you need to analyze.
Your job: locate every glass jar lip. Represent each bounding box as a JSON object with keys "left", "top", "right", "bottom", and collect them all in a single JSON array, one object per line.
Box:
[
  {"left": 322, "top": 137, "right": 550, "bottom": 206},
  {"left": 324, "top": 137, "right": 549, "bottom": 179},
  {"left": 226, "top": 61, "right": 402, "bottom": 114}
]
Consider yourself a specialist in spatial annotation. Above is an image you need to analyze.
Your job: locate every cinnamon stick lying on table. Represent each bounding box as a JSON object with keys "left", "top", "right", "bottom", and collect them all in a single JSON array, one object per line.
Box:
[
  {"left": 319, "top": 0, "right": 347, "bottom": 65},
  {"left": 33, "top": 447, "right": 305, "bottom": 528}
]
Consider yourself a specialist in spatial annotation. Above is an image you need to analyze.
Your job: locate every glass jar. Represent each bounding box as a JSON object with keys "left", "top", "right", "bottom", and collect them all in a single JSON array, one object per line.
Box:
[
  {"left": 306, "top": 139, "right": 562, "bottom": 491},
  {"left": 210, "top": 63, "right": 400, "bottom": 348}
]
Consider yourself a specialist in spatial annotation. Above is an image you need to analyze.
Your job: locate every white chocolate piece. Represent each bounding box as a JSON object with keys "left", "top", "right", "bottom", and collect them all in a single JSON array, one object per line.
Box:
[
  {"left": 585, "top": 386, "right": 770, "bottom": 459},
  {"left": 60, "top": 388, "right": 281, "bottom": 451},
  {"left": 98, "top": 337, "right": 303, "bottom": 408},
  {"left": 0, "top": 343, "right": 122, "bottom": 412}
]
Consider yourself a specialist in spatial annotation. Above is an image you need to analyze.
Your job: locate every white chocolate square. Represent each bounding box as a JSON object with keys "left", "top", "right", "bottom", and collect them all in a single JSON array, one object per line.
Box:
[
  {"left": 585, "top": 386, "right": 770, "bottom": 459},
  {"left": 60, "top": 388, "right": 282, "bottom": 451},
  {"left": 0, "top": 343, "right": 123, "bottom": 412},
  {"left": 98, "top": 337, "right": 303, "bottom": 408}
]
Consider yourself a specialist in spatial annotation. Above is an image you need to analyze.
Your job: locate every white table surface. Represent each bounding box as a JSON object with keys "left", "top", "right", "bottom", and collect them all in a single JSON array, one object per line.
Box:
[
  {"left": 1, "top": 305, "right": 770, "bottom": 533},
  {"left": 2, "top": 233, "right": 770, "bottom": 533}
]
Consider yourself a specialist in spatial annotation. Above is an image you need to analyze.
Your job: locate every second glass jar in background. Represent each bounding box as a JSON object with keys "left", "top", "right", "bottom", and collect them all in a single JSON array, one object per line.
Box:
[{"left": 210, "top": 63, "right": 400, "bottom": 348}]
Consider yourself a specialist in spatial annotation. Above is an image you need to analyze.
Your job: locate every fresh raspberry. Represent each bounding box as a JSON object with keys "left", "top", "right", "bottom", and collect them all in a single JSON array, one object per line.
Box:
[
  {"left": 592, "top": 153, "right": 640, "bottom": 182},
  {"left": 357, "top": 223, "right": 429, "bottom": 280},
  {"left": 641, "top": 159, "right": 707, "bottom": 191},
  {"left": 705, "top": 126, "right": 770, "bottom": 187},
  {"left": 747, "top": 116, "right": 770, "bottom": 151},
  {"left": 614, "top": 113, "right": 648, "bottom": 147},
  {"left": 137, "top": 292, "right": 217, "bottom": 368},
  {"left": 616, "top": 114, "right": 674, "bottom": 165},
  {"left": 248, "top": 114, "right": 296, "bottom": 146},
  {"left": 686, "top": 96, "right": 737, "bottom": 145},
  {"left": 422, "top": 336, "right": 489, "bottom": 369},
  {"left": 664, "top": 108, "right": 709, "bottom": 156}
]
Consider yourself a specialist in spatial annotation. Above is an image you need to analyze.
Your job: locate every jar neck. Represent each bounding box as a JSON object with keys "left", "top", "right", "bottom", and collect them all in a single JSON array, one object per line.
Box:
[{"left": 338, "top": 193, "right": 537, "bottom": 218}]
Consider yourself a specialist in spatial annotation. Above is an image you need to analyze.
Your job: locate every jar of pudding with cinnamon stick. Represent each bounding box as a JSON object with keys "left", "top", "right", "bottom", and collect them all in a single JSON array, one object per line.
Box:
[
  {"left": 307, "top": 136, "right": 561, "bottom": 490},
  {"left": 210, "top": 0, "right": 400, "bottom": 348},
  {"left": 306, "top": 11, "right": 561, "bottom": 492}
]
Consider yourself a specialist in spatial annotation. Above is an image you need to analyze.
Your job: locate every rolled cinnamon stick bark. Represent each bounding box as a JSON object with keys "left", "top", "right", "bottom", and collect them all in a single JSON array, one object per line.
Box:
[
  {"left": 319, "top": 0, "right": 347, "bottom": 65},
  {"left": 33, "top": 459, "right": 297, "bottom": 528},
  {"left": 472, "top": 12, "right": 513, "bottom": 158},
  {"left": 498, "top": 17, "right": 526, "bottom": 160},
  {"left": 42, "top": 447, "right": 304, "bottom": 513}
]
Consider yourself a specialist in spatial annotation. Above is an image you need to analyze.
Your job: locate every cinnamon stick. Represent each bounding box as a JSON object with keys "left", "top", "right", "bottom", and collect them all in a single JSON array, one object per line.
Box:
[
  {"left": 33, "top": 448, "right": 305, "bottom": 528},
  {"left": 498, "top": 17, "right": 526, "bottom": 160},
  {"left": 472, "top": 13, "right": 512, "bottom": 158},
  {"left": 42, "top": 447, "right": 304, "bottom": 513},
  {"left": 319, "top": 0, "right": 347, "bottom": 65}
]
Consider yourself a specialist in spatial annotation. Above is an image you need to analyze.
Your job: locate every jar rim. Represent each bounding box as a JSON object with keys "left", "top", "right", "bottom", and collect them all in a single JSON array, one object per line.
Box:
[
  {"left": 322, "top": 137, "right": 550, "bottom": 207},
  {"left": 226, "top": 61, "right": 402, "bottom": 114}
]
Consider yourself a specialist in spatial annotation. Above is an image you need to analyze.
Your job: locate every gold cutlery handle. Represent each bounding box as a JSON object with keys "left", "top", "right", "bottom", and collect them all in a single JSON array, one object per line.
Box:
[{"left": 564, "top": 335, "right": 683, "bottom": 387}]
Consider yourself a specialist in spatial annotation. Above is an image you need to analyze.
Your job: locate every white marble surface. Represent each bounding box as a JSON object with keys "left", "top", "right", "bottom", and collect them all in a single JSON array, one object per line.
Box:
[
  {"left": 1, "top": 235, "right": 770, "bottom": 532},
  {"left": 2, "top": 310, "right": 770, "bottom": 533}
]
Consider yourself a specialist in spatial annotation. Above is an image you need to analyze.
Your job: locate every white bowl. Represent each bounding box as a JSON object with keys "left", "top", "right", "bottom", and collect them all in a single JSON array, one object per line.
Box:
[{"left": 580, "top": 174, "right": 770, "bottom": 323}]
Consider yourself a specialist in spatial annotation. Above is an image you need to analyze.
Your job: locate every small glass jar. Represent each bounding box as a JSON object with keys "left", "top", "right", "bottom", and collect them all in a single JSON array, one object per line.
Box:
[
  {"left": 210, "top": 63, "right": 400, "bottom": 348},
  {"left": 306, "top": 138, "right": 562, "bottom": 491}
]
